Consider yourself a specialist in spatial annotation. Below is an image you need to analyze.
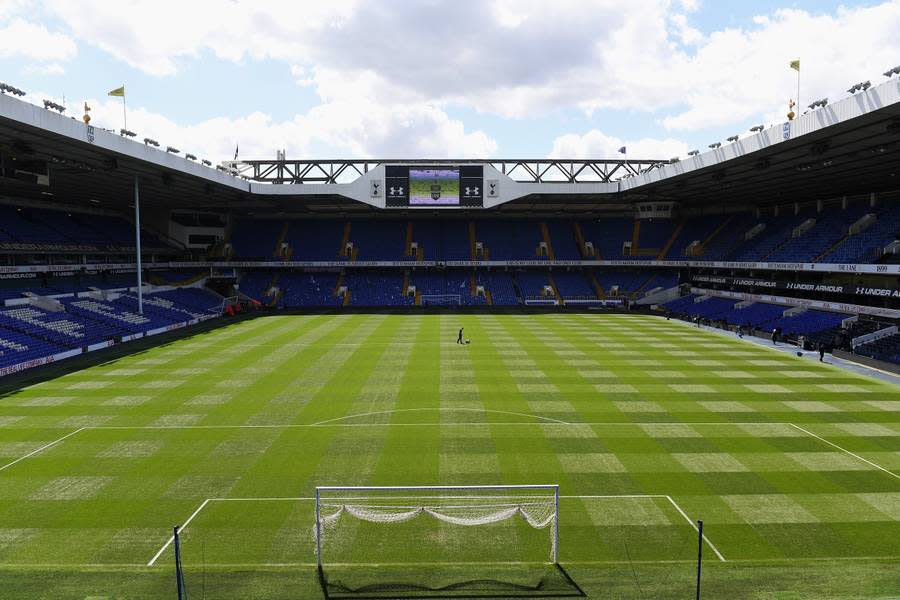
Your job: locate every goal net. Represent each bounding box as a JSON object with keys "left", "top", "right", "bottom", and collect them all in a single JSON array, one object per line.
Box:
[
  {"left": 314, "top": 485, "right": 559, "bottom": 567},
  {"left": 419, "top": 294, "right": 462, "bottom": 306}
]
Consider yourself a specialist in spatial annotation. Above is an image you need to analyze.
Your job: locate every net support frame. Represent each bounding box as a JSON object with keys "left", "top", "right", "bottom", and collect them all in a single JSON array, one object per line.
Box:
[
  {"left": 314, "top": 484, "right": 559, "bottom": 567},
  {"left": 419, "top": 294, "right": 462, "bottom": 306}
]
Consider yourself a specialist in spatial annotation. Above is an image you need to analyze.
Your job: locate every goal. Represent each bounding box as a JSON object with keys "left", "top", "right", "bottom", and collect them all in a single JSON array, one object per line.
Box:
[
  {"left": 313, "top": 485, "right": 559, "bottom": 567},
  {"left": 419, "top": 294, "right": 462, "bottom": 306}
]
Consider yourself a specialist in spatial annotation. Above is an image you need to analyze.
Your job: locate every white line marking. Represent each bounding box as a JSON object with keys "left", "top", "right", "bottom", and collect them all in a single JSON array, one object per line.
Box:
[
  {"left": 147, "top": 498, "right": 210, "bottom": 567},
  {"left": 149, "top": 494, "right": 725, "bottom": 564},
  {"left": 0, "top": 428, "right": 85, "bottom": 474},
  {"left": 789, "top": 423, "right": 900, "bottom": 481},
  {"left": 7, "top": 555, "right": 900, "bottom": 569},
  {"left": 665, "top": 495, "right": 726, "bottom": 562},
  {"left": 310, "top": 407, "right": 570, "bottom": 426},
  {"left": 91, "top": 421, "right": 788, "bottom": 431}
]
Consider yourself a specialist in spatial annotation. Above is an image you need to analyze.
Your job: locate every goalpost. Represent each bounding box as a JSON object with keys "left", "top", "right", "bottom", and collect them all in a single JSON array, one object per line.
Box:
[
  {"left": 314, "top": 485, "right": 560, "bottom": 567},
  {"left": 419, "top": 294, "right": 462, "bottom": 306}
]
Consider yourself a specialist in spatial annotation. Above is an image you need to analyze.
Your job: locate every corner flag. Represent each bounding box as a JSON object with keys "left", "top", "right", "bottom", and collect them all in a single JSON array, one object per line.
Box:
[{"left": 108, "top": 85, "right": 127, "bottom": 131}]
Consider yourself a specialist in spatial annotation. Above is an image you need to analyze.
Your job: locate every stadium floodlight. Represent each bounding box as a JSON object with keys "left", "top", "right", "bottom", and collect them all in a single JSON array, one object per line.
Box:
[
  {"left": 0, "top": 82, "right": 26, "bottom": 96},
  {"left": 749, "top": 125, "right": 764, "bottom": 132},
  {"left": 120, "top": 128, "right": 137, "bottom": 137},
  {"left": 313, "top": 485, "right": 560, "bottom": 568},
  {"left": 166, "top": 146, "right": 180, "bottom": 154},
  {"left": 669, "top": 156, "right": 680, "bottom": 163},
  {"left": 708, "top": 142, "right": 721, "bottom": 149},
  {"left": 687, "top": 149, "right": 699, "bottom": 156},
  {"left": 185, "top": 153, "right": 197, "bottom": 161},
  {"left": 201, "top": 159, "right": 212, "bottom": 166},
  {"left": 216, "top": 165, "right": 228, "bottom": 172},
  {"left": 884, "top": 65, "right": 900, "bottom": 77},
  {"left": 808, "top": 98, "right": 828, "bottom": 109},
  {"left": 726, "top": 135, "right": 739, "bottom": 142},
  {"left": 847, "top": 81, "right": 871, "bottom": 93},
  {"left": 143, "top": 138, "right": 159, "bottom": 147},
  {"left": 42, "top": 99, "right": 65, "bottom": 113}
]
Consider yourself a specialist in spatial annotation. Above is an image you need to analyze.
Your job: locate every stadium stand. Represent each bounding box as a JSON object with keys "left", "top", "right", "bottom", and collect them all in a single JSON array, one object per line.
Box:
[
  {"left": 345, "top": 271, "right": 410, "bottom": 306},
  {"left": 280, "top": 273, "right": 342, "bottom": 308},
  {"left": 221, "top": 202, "right": 900, "bottom": 266},
  {"left": 0, "top": 326, "right": 67, "bottom": 370},
  {"left": 855, "top": 332, "right": 900, "bottom": 364}
]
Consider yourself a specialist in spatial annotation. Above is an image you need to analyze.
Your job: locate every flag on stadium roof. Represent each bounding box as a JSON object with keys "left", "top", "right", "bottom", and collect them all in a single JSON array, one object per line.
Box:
[
  {"left": 108, "top": 86, "right": 125, "bottom": 97},
  {"left": 790, "top": 59, "right": 800, "bottom": 71},
  {"left": 618, "top": 146, "right": 626, "bottom": 154}
]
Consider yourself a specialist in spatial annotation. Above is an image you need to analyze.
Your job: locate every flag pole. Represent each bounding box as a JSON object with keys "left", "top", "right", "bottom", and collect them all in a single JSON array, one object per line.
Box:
[
  {"left": 796, "top": 62, "right": 800, "bottom": 113},
  {"left": 123, "top": 94, "right": 127, "bottom": 132}
]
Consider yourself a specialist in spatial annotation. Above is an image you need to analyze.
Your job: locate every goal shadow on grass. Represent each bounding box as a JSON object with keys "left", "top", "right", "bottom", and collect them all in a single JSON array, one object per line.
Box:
[{"left": 317, "top": 563, "right": 585, "bottom": 599}]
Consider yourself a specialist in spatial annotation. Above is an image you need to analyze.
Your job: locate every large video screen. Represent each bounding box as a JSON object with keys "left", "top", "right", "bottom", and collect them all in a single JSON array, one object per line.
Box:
[
  {"left": 409, "top": 168, "right": 460, "bottom": 205},
  {"left": 385, "top": 165, "right": 483, "bottom": 208}
]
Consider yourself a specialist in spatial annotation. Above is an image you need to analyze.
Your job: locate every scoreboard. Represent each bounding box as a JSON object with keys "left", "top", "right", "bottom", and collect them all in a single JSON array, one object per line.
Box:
[{"left": 385, "top": 165, "right": 483, "bottom": 208}]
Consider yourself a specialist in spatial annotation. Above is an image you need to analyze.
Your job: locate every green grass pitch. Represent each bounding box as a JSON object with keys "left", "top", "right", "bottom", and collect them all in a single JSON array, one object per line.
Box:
[{"left": 1, "top": 313, "right": 899, "bottom": 599}]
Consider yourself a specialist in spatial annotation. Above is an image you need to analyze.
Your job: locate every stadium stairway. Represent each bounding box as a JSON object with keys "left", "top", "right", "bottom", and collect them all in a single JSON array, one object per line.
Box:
[
  {"left": 588, "top": 272, "right": 606, "bottom": 299},
  {"left": 339, "top": 222, "right": 352, "bottom": 258},
  {"left": 266, "top": 273, "right": 280, "bottom": 307},
  {"left": 547, "top": 274, "right": 564, "bottom": 305},
  {"left": 275, "top": 222, "right": 290, "bottom": 259},
  {"left": 698, "top": 215, "right": 735, "bottom": 256},
  {"left": 539, "top": 223, "right": 556, "bottom": 260},
  {"left": 656, "top": 219, "right": 685, "bottom": 260},
  {"left": 404, "top": 222, "right": 414, "bottom": 257},
  {"left": 333, "top": 271, "right": 345, "bottom": 300},
  {"left": 572, "top": 221, "right": 594, "bottom": 257},
  {"left": 815, "top": 233, "right": 850, "bottom": 262}
]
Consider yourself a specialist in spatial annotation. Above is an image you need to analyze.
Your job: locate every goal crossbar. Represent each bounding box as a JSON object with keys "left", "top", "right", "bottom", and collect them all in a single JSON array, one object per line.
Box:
[{"left": 314, "top": 484, "right": 560, "bottom": 566}]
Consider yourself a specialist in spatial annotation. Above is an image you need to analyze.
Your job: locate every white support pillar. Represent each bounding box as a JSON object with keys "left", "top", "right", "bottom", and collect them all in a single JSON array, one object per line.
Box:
[{"left": 134, "top": 174, "right": 143, "bottom": 315}]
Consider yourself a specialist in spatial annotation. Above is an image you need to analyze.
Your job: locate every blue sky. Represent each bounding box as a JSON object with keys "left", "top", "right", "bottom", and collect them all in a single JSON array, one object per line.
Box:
[{"left": 1, "top": 0, "right": 898, "bottom": 162}]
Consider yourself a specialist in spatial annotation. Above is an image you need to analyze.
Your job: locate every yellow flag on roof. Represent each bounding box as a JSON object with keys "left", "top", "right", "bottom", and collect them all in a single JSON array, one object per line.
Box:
[
  {"left": 108, "top": 85, "right": 125, "bottom": 97},
  {"left": 789, "top": 59, "right": 800, "bottom": 71}
]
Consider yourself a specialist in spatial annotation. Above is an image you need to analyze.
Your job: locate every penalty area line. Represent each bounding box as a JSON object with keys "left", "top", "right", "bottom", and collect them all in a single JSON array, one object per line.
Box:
[
  {"left": 665, "top": 495, "right": 726, "bottom": 563},
  {"left": 790, "top": 423, "right": 900, "bottom": 481},
  {"left": 0, "top": 428, "right": 86, "bottom": 474},
  {"left": 147, "top": 499, "right": 210, "bottom": 567}
]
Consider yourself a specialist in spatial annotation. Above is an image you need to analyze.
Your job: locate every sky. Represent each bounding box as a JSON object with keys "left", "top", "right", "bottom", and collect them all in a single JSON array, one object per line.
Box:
[{"left": 1, "top": 0, "right": 899, "bottom": 163}]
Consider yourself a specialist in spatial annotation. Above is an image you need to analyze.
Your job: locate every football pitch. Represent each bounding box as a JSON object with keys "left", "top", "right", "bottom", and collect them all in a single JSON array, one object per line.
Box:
[{"left": 1, "top": 313, "right": 899, "bottom": 599}]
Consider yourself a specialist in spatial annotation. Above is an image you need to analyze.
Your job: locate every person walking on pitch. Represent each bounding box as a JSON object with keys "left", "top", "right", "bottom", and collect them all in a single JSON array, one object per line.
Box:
[{"left": 457, "top": 328, "right": 464, "bottom": 344}]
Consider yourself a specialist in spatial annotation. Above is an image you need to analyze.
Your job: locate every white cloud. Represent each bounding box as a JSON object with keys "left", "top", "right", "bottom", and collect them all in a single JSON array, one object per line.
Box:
[
  {"left": 75, "top": 95, "right": 496, "bottom": 161},
  {"left": 549, "top": 129, "right": 690, "bottom": 159},
  {"left": 10, "top": 0, "right": 900, "bottom": 159},
  {"left": 23, "top": 62, "right": 65, "bottom": 75},
  {"left": 0, "top": 18, "right": 76, "bottom": 63},
  {"left": 43, "top": 0, "right": 357, "bottom": 77},
  {"left": 661, "top": 4, "right": 900, "bottom": 131}
]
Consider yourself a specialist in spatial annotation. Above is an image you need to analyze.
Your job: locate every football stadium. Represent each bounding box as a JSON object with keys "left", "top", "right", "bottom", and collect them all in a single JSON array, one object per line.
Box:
[{"left": 2, "top": 13, "right": 900, "bottom": 600}]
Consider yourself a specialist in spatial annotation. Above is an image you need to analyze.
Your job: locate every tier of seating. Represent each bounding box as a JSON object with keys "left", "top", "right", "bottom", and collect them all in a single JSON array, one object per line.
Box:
[
  {"left": 0, "top": 287, "right": 223, "bottom": 372},
  {"left": 0, "top": 205, "right": 165, "bottom": 251},
  {"left": 855, "top": 332, "right": 900, "bottom": 364},
  {"left": 225, "top": 202, "right": 899, "bottom": 264},
  {"left": 0, "top": 274, "right": 140, "bottom": 302},
  {"left": 237, "top": 269, "right": 680, "bottom": 308},
  {"left": 662, "top": 294, "right": 851, "bottom": 339}
]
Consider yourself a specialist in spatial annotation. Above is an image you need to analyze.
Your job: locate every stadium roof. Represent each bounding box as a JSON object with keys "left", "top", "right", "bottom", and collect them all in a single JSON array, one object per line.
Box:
[{"left": 1, "top": 76, "right": 900, "bottom": 215}]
